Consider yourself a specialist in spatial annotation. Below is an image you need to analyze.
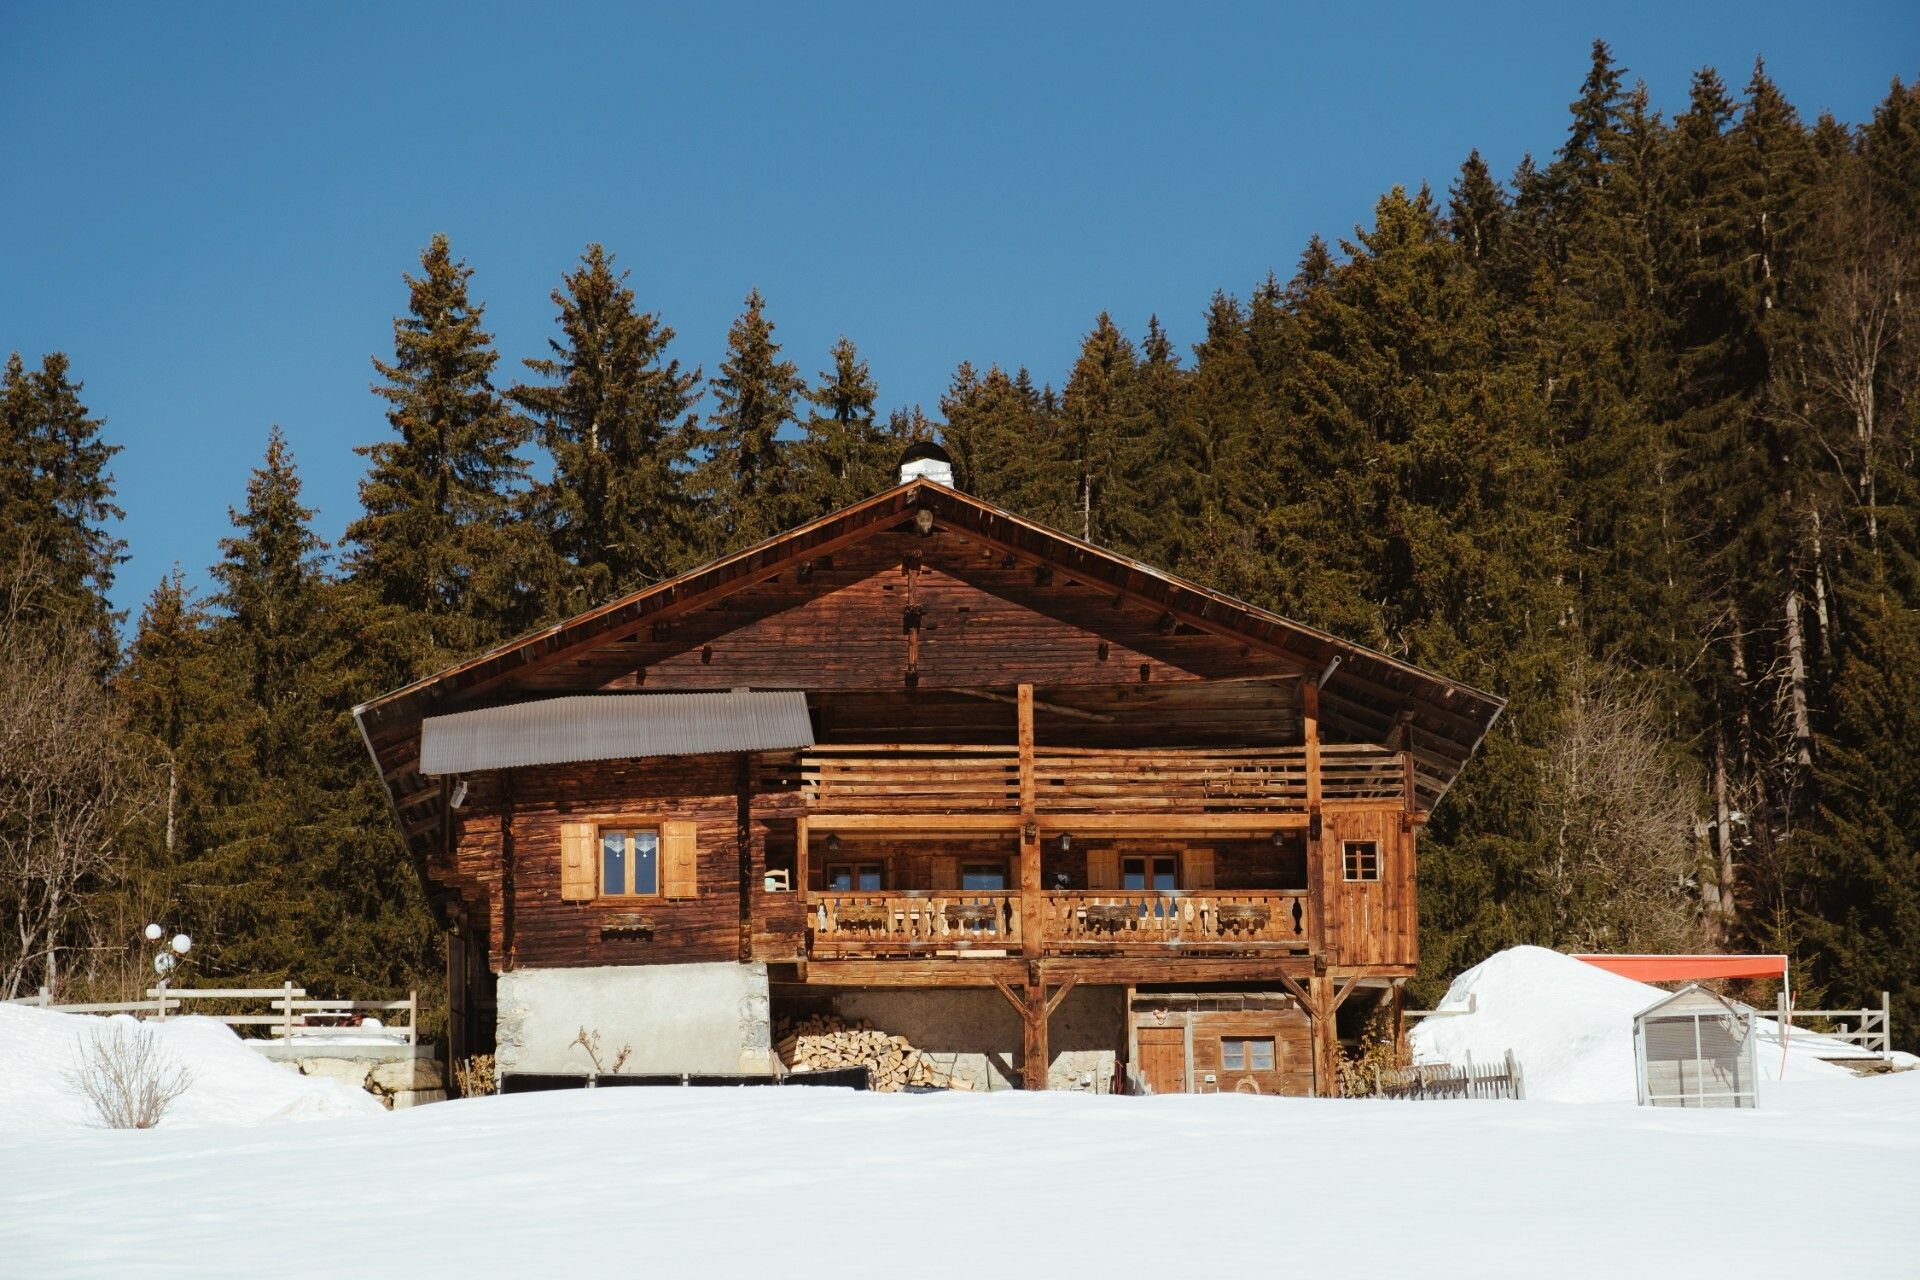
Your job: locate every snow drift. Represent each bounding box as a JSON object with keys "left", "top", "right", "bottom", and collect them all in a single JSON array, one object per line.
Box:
[
  {"left": 1409, "top": 945, "right": 1868, "bottom": 1103},
  {"left": 0, "top": 1002, "right": 383, "bottom": 1131}
]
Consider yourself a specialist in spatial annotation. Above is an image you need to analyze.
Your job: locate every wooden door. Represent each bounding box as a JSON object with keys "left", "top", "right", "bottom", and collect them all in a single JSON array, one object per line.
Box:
[{"left": 1136, "top": 1027, "right": 1187, "bottom": 1095}]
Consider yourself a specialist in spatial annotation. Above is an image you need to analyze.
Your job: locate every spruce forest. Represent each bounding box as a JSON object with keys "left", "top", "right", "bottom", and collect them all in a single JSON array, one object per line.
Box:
[{"left": 4, "top": 47, "right": 1916, "bottom": 1045}]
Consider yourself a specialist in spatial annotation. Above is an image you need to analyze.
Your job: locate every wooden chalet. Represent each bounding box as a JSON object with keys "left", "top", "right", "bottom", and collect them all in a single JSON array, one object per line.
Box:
[{"left": 355, "top": 450, "right": 1504, "bottom": 1095}]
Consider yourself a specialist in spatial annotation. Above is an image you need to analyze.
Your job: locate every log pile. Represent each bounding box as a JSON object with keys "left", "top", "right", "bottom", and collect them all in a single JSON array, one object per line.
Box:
[{"left": 774, "top": 1014, "right": 972, "bottom": 1092}]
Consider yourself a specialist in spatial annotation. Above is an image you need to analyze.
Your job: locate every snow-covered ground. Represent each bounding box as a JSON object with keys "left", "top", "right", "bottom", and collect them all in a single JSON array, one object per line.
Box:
[
  {"left": 0, "top": 1004, "right": 382, "bottom": 1131},
  {"left": 3, "top": 955, "right": 1916, "bottom": 1278},
  {"left": 2, "top": 1076, "right": 1916, "bottom": 1278}
]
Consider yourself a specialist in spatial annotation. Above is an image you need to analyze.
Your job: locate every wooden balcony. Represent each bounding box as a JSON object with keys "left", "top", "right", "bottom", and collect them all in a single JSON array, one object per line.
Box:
[
  {"left": 806, "top": 890, "right": 1310, "bottom": 959},
  {"left": 801, "top": 743, "right": 1405, "bottom": 818}
]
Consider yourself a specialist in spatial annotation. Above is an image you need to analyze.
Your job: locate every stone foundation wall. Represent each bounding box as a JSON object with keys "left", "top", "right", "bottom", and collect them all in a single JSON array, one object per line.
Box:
[{"left": 255, "top": 1043, "right": 447, "bottom": 1108}]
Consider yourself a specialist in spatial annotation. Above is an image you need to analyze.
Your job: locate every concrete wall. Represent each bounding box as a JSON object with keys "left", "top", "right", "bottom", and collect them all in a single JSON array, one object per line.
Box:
[
  {"left": 495, "top": 962, "right": 775, "bottom": 1078},
  {"left": 828, "top": 987, "right": 1125, "bottom": 1092}
]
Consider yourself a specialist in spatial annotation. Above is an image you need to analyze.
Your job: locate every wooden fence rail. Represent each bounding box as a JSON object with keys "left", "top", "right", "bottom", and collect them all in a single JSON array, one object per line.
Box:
[
  {"left": 1371, "top": 1050, "right": 1526, "bottom": 1100},
  {"left": 1775, "top": 991, "right": 1893, "bottom": 1057},
  {"left": 2, "top": 984, "right": 418, "bottom": 1044}
]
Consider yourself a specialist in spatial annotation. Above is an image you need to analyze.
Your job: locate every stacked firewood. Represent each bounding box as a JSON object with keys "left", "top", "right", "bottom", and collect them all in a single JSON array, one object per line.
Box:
[{"left": 774, "top": 1015, "right": 972, "bottom": 1092}]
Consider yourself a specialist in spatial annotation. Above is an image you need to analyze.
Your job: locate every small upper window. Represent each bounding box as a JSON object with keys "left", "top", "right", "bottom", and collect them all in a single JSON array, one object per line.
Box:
[
  {"left": 825, "top": 863, "right": 884, "bottom": 892},
  {"left": 602, "top": 829, "right": 660, "bottom": 896},
  {"left": 1343, "top": 840, "right": 1380, "bottom": 882},
  {"left": 1122, "top": 856, "right": 1178, "bottom": 892},
  {"left": 1222, "top": 1036, "right": 1276, "bottom": 1072},
  {"left": 961, "top": 862, "right": 1007, "bottom": 891}
]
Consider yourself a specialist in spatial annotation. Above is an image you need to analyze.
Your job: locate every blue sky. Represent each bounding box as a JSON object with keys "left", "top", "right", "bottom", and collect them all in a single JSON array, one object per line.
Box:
[{"left": 3, "top": 2, "right": 1914, "bottom": 628}]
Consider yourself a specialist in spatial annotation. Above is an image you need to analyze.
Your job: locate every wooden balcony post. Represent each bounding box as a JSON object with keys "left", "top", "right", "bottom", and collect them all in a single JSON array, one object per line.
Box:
[
  {"left": 1018, "top": 684, "right": 1041, "bottom": 960},
  {"left": 1302, "top": 678, "right": 1322, "bottom": 821}
]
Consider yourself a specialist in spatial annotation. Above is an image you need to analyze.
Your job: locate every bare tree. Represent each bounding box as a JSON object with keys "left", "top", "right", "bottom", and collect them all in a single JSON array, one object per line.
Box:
[
  {"left": 65, "top": 1021, "right": 194, "bottom": 1129},
  {"left": 1539, "top": 660, "right": 1709, "bottom": 953},
  {"left": 0, "top": 549, "right": 149, "bottom": 999}
]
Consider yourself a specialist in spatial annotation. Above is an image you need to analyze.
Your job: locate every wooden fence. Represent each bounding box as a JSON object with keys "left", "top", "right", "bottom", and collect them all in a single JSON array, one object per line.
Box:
[
  {"left": 4, "top": 984, "right": 418, "bottom": 1044},
  {"left": 1774, "top": 991, "right": 1893, "bottom": 1058},
  {"left": 1370, "top": 1050, "right": 1525, "bottom": 1100}
]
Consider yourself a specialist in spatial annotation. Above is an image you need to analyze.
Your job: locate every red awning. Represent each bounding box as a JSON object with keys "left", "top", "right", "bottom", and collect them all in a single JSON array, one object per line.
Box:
[{"left": 1573, "top": 954, "right": 1789, "bottom": 984}]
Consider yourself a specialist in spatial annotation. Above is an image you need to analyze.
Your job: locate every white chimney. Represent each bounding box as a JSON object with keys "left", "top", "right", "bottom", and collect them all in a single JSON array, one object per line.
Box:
[{"left": 897, "top": 442, "right": 956, "bottom": 488}]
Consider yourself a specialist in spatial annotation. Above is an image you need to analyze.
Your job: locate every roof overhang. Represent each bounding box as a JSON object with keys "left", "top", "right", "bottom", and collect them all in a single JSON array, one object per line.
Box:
[{"left": 420, "top": 691, "right": 814, "bottom": 775}]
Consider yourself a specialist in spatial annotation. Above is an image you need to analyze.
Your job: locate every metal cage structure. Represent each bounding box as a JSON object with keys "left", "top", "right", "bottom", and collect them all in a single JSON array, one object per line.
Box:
[{"left": 1633, "top": 984, "right": 1760, "bottom": 1109}]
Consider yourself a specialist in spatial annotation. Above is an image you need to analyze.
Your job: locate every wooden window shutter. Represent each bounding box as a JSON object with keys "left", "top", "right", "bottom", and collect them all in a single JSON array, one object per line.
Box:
[
  {"left": 1183, "top": 847, "right": 1215, "bottom": 890},
  {"left": 1086, "top": 848, "right": 1119, "bottom": 890},
  {"left": 560, "top": 822, "right": 597, "bottom": 902},
  {"left": 930, "top": 855, "right": 959, "bottom": 891},
  {"left": 661, "top": 820, "right": 699, "bottom": 899}
]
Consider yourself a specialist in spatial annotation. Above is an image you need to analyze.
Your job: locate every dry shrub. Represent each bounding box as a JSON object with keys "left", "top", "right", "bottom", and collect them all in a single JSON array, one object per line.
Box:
[
  {"left": 1336, "top": 1007, "right": 1409, "bottom": 1098},
  {"left": 453, "top": 1053, "right": 497, "bottom": 1097},
  {"left": 66, "top": 1021, "right": 194, "bottom": 1128}
]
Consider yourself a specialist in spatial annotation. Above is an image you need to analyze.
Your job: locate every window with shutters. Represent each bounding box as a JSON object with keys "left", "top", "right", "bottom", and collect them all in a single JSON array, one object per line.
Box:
[
  {"left": 561, "top": 818, "right": 698, "bottom": 902},
  {"left": 1342, "top": 840, "right": 1380, "bottom": 882},
  {"left": 602, "top": 829, "right": 660, "bottom": 896},
  {"left": 1121, "top": 856, "right": 1178, "bottom": 891}
]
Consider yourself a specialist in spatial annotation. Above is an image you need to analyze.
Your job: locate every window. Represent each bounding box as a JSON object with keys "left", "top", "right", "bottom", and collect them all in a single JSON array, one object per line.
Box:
[
  {"left": 825, "top": 862, "right": 884, "bottom": 892},
  {"left": 1122, "top": 856, "right": 1178, "bottom": 891},
  {"left": 601, "top": 828, "right": 660, "bottom": 896},
  {"left": 1221, "top": 1036, "right": 1276, "bottom": 1072},
  {"left": 961, "top": 862, "right": 1007, "bottom": 891},
  {"left": 1343, "top": 840, "right": 1381, "bottom": 882}
]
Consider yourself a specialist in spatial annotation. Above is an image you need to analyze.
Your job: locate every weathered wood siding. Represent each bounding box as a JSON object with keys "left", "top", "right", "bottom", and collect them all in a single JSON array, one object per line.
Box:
[
  {"left": 1315, "top": 809, "right": 1417, "bottom": 968},
  {"left": 506, "top": 531, "right": 1290, "bottom": 697},
  {"left": 441, "top": 754, "right": 816, "bottom": 973}
]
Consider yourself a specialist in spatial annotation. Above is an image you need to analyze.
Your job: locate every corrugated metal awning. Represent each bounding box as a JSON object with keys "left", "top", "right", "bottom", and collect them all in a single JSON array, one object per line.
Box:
[{"left": 419, "top": 691, "right": 814, "bottom": 774}]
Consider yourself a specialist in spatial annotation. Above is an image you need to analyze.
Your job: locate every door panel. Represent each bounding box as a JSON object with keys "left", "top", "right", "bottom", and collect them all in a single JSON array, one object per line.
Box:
[{"left": 1136, "top": 1027, "right": 1186, "bottom": 1095}]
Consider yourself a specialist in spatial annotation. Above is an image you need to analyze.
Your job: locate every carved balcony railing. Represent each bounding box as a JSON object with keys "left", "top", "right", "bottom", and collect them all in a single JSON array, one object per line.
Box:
[
  {"left": 801, "top": 890, "right": 1311, "bottom": 961},
  {"left": 808, "top": 892, "right": 1020, "bottom": 957},
  {"left": 1040, "top": 891, "right": 1310, "bottom": 953}
]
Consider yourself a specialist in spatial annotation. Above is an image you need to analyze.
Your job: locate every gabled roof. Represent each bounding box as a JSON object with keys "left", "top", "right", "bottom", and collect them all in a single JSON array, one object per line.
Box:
[{"left": 354, "top": 479, "right": 1505, "bottom": 916}]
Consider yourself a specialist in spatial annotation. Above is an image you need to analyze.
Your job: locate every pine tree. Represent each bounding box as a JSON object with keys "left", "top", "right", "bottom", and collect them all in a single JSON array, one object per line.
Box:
[
  {"left": 1057, "top": 313, "right": 1151, "bottom": 546},
  {"left": 694, "top": 290, "right": 806, "bottom": 550},
  {"left": 794, "top": 335, "right": 889, "bottom": 515},
  {"left": 937, "top": 363, "right": 1056, "bottom": 512},
  {"left": 0, "top": 351, "right": 125, "bottom": 650},
  {"left": 345, "top": 235, "right": 537, "bottom": 668},
  {"left": 512, "top": 245, "right": 700, "bottom": 611},
  {"left": 1798, "top": 586, "right": 1920, "bottom": 1042}
]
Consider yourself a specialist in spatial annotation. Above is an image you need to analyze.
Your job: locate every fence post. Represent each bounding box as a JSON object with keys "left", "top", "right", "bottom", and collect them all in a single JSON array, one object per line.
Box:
[
  {"left": 408, "top": 989, "right": 418, "bottom": 1046},
  {"left": 1881, "top": 992, "right": 1893, "bottom": 1058},
  {"left": 282, "top": 981, "right": 294, "bottom": 1038}
]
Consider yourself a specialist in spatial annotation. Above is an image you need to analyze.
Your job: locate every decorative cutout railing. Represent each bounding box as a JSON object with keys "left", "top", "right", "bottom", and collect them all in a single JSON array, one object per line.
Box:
[
  {"left": 808, "top": 892, "right": 1020, "bottom": 956},
  {"left": 1040, "top": 891, "right": 1310, "bottom": 952}
]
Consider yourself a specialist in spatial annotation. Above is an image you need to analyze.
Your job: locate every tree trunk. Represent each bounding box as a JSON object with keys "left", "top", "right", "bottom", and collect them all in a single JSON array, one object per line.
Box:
[
  {"left": 1785, "top": 587, "right": 1814, "bottom": 777},
  {"left": 1712, "top": 729, "right": 1736, "bottom": 942}
]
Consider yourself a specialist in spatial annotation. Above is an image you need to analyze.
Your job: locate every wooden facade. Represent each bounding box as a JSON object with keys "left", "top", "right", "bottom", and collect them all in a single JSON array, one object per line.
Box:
[{"left": 355, "top": 477, "right": 1503, "bottom": 1094}]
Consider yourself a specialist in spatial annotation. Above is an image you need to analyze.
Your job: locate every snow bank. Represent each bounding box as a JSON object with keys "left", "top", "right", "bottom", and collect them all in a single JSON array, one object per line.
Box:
[
  {"left": 4, "top": 1082, "right": 1917, "bottom": 1279},
  {"left": 0, "top": 1003, "right": 384, "bottom": 1132},
  {"left": 1410, "top": 945, "right": 1860, "bottom": 1103}
]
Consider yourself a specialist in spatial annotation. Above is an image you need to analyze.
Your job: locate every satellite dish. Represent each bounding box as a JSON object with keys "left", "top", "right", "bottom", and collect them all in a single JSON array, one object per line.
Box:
[{"left": 144, "top": 923, "right": 164, "bottom": 942}]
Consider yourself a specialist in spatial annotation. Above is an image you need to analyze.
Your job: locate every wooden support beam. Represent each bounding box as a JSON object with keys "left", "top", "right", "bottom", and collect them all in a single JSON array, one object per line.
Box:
[
  {"left": 948, "top": 686, "right": 1116, "bottom": 723},
  {"left": 1308, "top": 973, "right": 1339, "bottom": 1097},
  {"left": 1022, "top": 981, "right": 1049, "bottom": 1091},
  {"left": 1034, "top": 814, "right": 1309, "bottom": 836},
  {"left": 795, "top": 816, "right": 809, "bottom": 897},
  {"left": 1043, "top": 976, "right": 1079, "bottom": 1019},
  {"left": 1018, "top": 684, "right": 1041, "bottom": 961},
  {"left": 991, "top": 977, "right": 1028, "bottom": 1016}
]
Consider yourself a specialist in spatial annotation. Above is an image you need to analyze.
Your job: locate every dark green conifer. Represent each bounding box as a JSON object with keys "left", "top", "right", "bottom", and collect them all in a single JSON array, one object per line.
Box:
[{"left": 694, "top": 290, "right": 806, "bottom": 549}]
